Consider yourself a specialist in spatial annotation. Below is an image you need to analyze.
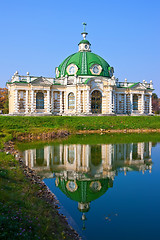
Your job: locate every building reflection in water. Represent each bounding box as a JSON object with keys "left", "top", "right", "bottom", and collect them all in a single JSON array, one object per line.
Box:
[{"left": 23, "top": 142, "right": 152, "bottom": 229}]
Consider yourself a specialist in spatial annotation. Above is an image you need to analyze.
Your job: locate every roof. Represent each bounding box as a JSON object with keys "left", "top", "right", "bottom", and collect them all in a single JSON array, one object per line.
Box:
[
  {"left": 57, "top": 178, "right": 113, "bottom": 203},
  {"left": 78, "top": 39, "right": 91, "bottom": 45},
  {"left": 57, "top": 51, "right": 111, "bottom": 78}
]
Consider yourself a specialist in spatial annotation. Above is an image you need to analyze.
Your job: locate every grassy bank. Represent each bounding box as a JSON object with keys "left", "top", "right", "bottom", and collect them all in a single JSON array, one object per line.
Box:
[
  {"left": 0, "top": 115, "right": 160, "bottom": 136},
  {"left": 0, "top": 151, "right": 77, "bottom": 240},
  {"left": 1, "top": 116, "right": 160, "bottom": 239}
]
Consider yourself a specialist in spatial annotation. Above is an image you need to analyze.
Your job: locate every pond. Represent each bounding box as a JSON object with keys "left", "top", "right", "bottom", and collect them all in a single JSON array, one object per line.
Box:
[{"left": 20, "top": 134, "right": 160, "bottom": 240}]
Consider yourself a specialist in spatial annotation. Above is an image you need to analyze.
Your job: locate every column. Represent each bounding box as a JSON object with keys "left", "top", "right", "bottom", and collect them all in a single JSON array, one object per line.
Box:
[
  {"left": 77, "top": 145, "right": 81, "bottom": 168},
  {"left": 51, "top": 89, "right": 54, "bottom": 113},
  {"left": 63, "top": 91, "right": 66, "bottom": 113},
  {"left": 60, "top": 91, "right": 63, "bottom": 114},
  {"left": 59, "top": 145, "right": 63, "bottom": 164},
  {"left": 124, "top": 144, "right": 126, "bottom": 160},
  {"left": 117, "top": 93, "right": 119, "bottom": 113},
  {"left": 130, "top": 93, "right": 133, "bottom": 114},
  {"left": 85, "top": 145, "right": 90, "bottom": 171},
  {"left": 47, "top": 90, "right": 51, "bottom": 113},
  {"left": 25, "top": 150, "right": 28, "bottom": 166},
  {"left": 30, "top": 90, "right": 34, "bottom": 113},
  {"left": 46, "top": 146, "right": 50, "bottom": 167},
  {"left": 124, "top": 93, "right": 126, "bottom": 114},
  {"left": 77, "top": 89, "right": 81, "bottom": 113},
  {"left": 149, "top": 94, "right": 152, "bottom": 114},
  {"left": 109, "top": 90, "right": 113, "bottom": 114},
  {"left": 130, "top": 143, "right": 133, "bottom": 162},
  {"left": 30, "top": 149, "right": 34, "bottom": 168},
  {"left": 113, "top": 92, "right": 116, "bottom": 113},
  {"left": 14, "top": 89, "right": 18, "bottom": 113},
  {"left": 107, "top": 144, "right": 112, "bottom": 165},
  {"left": 64, "top": 145, "right": 68, "bottom": 165},
  {"left": 25, "top": 90, "right": 29, "bottom": 114},
  {"left": 74, "top": 145, "right": 77, "bottom": 166},
  {"left": 66, "top": 145, "right": 68, "bottom": 164},
  {"left": 86, "top": 89, "right": 90, "bottom": 113},
  {"left": 141, "top": 93, "right": 144, "bottom": 114},
  {"left": 75, "top": 91, "right": 77, "bottom": 112},
  {"left": 83, "top": 90, "right": 85, "bottom": 113},
  {"left": 149, "top": 142, "right": 152, "bottom": 157},
  {"left": 141, "top": 142, "right": 144, "bottom": 160}
]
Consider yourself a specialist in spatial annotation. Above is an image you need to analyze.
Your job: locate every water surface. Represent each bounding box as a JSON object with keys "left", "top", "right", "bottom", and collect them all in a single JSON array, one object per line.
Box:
[{"left": 21, "top": 134, "right": 160, "bottom": 240}]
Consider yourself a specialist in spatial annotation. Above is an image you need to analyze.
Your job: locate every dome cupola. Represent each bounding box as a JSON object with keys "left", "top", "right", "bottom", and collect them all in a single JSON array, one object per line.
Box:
[
  {"left": 55, "top": 23, "right": 114, "bottom": 78},
  {"left": 78, "top": 23, "right": 91, "bottom": 52}
]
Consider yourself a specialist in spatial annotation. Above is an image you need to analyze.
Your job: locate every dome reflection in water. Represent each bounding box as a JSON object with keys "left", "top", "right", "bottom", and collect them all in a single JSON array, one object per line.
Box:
[{"left": 23, "top": 141, "right": 155, "bottom": 239}]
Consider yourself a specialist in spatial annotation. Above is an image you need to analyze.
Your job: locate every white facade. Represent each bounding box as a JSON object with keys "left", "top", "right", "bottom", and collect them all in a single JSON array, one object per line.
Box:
[
  {"left": 7, "top": 73, "right": 153, "bottom": 115},
  {"left": 7, "top": 29, "right": 153, "bottom": 115}
]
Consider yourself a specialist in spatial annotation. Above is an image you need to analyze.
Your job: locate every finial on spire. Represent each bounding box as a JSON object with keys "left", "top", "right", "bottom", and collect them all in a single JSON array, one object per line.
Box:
[
  {"left": 81, "top": 22, "right": 88, "bottom": 40},
  {"left": 83, "top": 22, "right": 87, "bottom": 32}
]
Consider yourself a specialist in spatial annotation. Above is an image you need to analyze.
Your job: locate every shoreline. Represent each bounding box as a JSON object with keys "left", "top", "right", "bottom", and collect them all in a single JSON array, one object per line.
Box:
[
  {"left": 77, "top": 128, "right": 160, "bottom": 134},
  {"left": 15, "top": 128, "right": 160, "bottom": 141},
  {"left": 3, "top": 140, "right": 80, "bottom": 240},
  {"left": 2, "top": 127, "right": 160, "bottom": 239}
]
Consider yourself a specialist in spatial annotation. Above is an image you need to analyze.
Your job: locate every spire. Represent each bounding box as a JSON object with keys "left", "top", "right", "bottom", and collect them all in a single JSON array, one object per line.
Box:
[
  {"left": 81, "top": 22, "right": 88, "bottom": 40},
  {"left": 79, "top": 23, "right": 91, "bottom": 52},
  {"left": 81, "top": 213, "right": 87, "bottom": 231}
]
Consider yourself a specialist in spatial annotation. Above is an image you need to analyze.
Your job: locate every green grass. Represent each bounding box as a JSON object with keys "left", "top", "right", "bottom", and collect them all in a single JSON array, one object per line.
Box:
[
  {"left": 0, "top": 115, "right": 160, "bottom": 146},
  {"left": 0, "top": 115, "right": 160, "bottom": 134},
  {"left": 0, "top": 152, "right": 72, "bottom": 240}
]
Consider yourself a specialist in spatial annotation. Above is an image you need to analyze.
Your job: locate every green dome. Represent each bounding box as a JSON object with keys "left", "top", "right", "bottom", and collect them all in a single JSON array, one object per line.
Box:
[
  {"left": 57, "top": 178, "right": 113, "bottom": 203},
  {"left": 56, "top": 51, "right": 111, "bottom": 78},
  {"left": 78, "top": 39, "right": 91, "bottom": 45}
]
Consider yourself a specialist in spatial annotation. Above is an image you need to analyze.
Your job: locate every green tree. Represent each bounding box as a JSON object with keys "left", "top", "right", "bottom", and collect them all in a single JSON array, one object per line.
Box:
[{"left": 0, "top": 88, "right": 9, "bottom": 114}]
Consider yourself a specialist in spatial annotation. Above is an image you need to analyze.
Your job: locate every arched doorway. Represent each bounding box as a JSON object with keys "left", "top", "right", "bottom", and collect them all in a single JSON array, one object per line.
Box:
[{"left": 91, "top": 90, "right": 102, "bottom": 113}]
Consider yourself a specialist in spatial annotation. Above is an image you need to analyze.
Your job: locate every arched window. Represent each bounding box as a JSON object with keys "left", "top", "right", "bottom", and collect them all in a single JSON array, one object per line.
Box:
[
  {"left": 36, "top": 92, "right": 44, "bottom": 109},
  {"left": 68, "top": 92, "right": 75, "bottom": 109},
  {"left": 133, "top": 95, "right": 138, "bottom": 110}
]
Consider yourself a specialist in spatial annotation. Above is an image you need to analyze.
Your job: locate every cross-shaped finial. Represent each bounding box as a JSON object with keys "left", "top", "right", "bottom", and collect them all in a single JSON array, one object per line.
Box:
[{"left": 83, "top": 22, "right": 87, "bottom": 32}]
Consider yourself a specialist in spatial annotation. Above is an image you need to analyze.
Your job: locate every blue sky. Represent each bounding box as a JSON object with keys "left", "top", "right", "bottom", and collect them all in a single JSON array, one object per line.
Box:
[{"left": 0, "top": 0, "right": 160, "bottom": 95}]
